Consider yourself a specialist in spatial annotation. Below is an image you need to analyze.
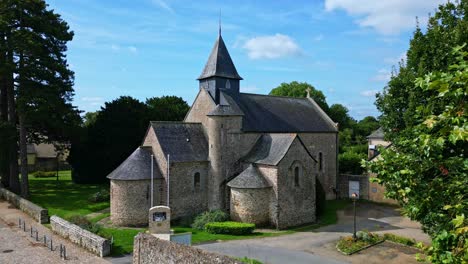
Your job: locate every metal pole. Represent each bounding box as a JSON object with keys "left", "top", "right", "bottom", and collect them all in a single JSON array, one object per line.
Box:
[
  {"left": 151, "top": 154, "right": 154, "bottom": 208},
  {"left": 353, "top": 198, "right": 357, "bottom": 240},
  {"left": 167, "top": 154, "right": 170, "bottom": 207}
]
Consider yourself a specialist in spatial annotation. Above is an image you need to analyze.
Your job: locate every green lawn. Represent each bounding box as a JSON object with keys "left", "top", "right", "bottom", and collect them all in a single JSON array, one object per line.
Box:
[{"left": 29, "top": 171, "right": 110, "bottom": 219}]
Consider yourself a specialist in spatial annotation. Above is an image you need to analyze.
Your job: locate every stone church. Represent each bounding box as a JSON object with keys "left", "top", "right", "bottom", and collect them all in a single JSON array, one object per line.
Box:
[{"left": 107, "top": 32, "right": 338, "bottom": 229}]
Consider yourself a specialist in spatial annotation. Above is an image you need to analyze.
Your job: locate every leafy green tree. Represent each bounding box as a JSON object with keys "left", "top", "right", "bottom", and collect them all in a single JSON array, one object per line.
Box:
[
  {"left": 269, "top": 81, "right": 329, "bottom": 113},
  {"left": 70, "top": 95, "right": 189, "bottom": 183},
  {"left": 376, "top": 1, "right": 468, "bottom": 141},
  {"left": 328, "top": 104, "right": 355, "bottom": 130},
  {"left": 83, "top": 111, "right": 99, "bottom": 127},
  {"left": 367, "top": 47, "right": 467, "bottom": 263},
  {"left": 0, "top": 0, "right": 80, "bottom": 196},
  {"left": 146, "top": 96, "right": 189, "bottom": 121},
  {"left": 354, "top": 116, "right": 380, "bottom": 141}
]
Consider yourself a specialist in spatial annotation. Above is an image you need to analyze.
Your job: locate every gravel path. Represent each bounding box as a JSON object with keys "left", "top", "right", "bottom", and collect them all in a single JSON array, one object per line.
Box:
[{"left": 0, "top": 200, "right": 109, "bottom": 264}]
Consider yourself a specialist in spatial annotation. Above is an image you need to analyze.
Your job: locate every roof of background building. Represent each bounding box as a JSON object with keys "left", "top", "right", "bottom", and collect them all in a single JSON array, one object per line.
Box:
[
  {"left": 227, "top": 164, "right": 272, "bottom": 189},
  {"left": 198, "top": 34, "right": 243, "bottom": 80},
  {"left": 150, "top": 122, "right": 209, "bottom": 163},
  {"left": 367, "top": 127, "right": 384, "bottom": 139},
  {"left": 107, "top": 147, "right": 163, "bottom": 180},
  {"left": 231, "top": 93, "right": 337, "bottom": 133}
]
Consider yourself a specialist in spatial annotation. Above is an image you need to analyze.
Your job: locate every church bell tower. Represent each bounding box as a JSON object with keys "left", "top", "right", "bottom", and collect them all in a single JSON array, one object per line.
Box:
[{"left": 197, "top": 31, "right": 242, "bottom": 104}]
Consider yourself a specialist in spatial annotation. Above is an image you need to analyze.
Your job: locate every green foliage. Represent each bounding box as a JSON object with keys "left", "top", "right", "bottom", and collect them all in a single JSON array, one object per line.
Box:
[
  {"left": 339, "top": 150, "right": 366, "bottom": 174},
  {"left": 69, "top": 95, "right": 189, "bottom": 183},
  {"left": 269, "top": 81, "right": 329, "bottom": 112},
  {"left": 235, "top": 257, "right": 263, "bottom": 264},
  {"left": 337, "top": 232, "right": 382, "bottom": 254},
  {"left": 88, "top": 189, "right": 110, "bottom": 203},
  {"left": 67, "top": 214, "right": 103, "bottom": 234},
  {"left": 191, "top": 210, "right": 229, "bottom": 230},
  {"left": 205, "top": 221, "right": 255, "bottom": 235},
  {"left": 83, "top": 112, "right": 99, "bottom": 127},
  {"left": 383, "top": 233, "right": 416, "bottom": 247},
  {"left": 329, "top": 104, "right": 356, "bottom": 130},
  {"left": 367, "top": 47, "right": 468, "bottom": 263},
  {"left": 32, "top": 171, "right": 56, "bottom": 178}
]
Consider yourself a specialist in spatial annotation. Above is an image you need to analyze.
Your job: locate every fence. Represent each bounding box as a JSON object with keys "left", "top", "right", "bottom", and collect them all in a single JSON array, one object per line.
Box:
[{"left": 18, "top": 217, "right": 67, "bottom": 260}]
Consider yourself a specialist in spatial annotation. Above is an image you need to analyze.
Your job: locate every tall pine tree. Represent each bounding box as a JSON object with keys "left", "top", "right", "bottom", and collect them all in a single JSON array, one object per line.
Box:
[{"left": 0, "top": 0, "right": 80, "bottom": 197}]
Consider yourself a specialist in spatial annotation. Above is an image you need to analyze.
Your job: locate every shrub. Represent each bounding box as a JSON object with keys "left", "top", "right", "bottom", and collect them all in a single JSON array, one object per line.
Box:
[
  {"left": 339, "top": 150, "right": 366, "bottom": 174},
  {"left": 33, "top": 171, "right": 57, "bottom": 178},
  {"left": 191, "top": 210, "right": 229, "bottom": 230},
  {"left": 383, "top": 233, "right": 416, "bottom": 246},
  {"left": 88, "top": 189, "right": 110, "bottom": 203},
  {"left": 205, "top": 221, "right": 255, "bottom": 235}
]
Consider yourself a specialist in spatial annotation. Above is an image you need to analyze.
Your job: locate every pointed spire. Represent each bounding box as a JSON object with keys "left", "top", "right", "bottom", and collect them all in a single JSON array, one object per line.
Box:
[{"left": 197, "top": 33, "right": 243, "bottom": 80}]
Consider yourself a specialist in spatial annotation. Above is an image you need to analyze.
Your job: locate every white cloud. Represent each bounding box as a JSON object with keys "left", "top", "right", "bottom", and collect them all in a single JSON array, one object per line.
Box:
[
  {"left": 360, "top": 90, "right": 379, "bottom": 97},
  {"left": 111, "top": 44, "right": 120, "bottom": 51},
  {"left": 128, "top": 46, "right": 138, "bottom": 53},
  {"left": 371, "top": 68, "right": 392, "bottom": 82},
  {"left": 151, "top": 0, "right": 174, "bottom": 13},
  {"left": 82, "top": 97, "right": 103, "bottom": 102},
  {"left": 325, "top": 0, "right": 447, "bottom": 35},
  {"left": 243, "top": 34, "right": 302, "bottom": 59}
]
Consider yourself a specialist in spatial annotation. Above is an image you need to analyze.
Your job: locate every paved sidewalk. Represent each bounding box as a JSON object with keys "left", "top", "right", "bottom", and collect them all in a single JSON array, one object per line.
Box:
[{"left": 0, "top": 199, "right": 109, "bottom": 264}]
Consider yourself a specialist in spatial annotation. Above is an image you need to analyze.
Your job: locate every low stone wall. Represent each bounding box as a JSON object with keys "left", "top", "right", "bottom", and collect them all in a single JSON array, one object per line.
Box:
[
  {"left": 50, "top": 215, "right": 111, "bottom": 257},
  {"left": 0, "top": 187, "right": 49, "bottom": 223},
  {"left": 133, "top": 233, "right": 242, "bottom": 264}
]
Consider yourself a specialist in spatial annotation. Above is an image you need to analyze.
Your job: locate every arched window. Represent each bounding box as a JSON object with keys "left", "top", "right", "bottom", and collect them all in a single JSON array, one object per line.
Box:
[
  {"left": 226, "top": 79, "right": 231, "bottom": 89},
  {"left": 294, "top": 166, "right": 300, "bottom": 187},
  {"left": 319, "top": 152, "right": 323, "bottom": 171},
  {"left": 194, "top": 172, "right": 201, "bottom": 190}
]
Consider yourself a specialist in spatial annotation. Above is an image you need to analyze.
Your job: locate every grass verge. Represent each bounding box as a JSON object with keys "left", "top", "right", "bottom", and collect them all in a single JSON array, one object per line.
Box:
[
  {"left": 336, "top": 234, "right": 383, "bottom": 255},
  {"left": 235, "top": 256, "right": 263, "bottom": 264},
  {"left": 28, "top": 171, "right": 109, "bottom": 219}
]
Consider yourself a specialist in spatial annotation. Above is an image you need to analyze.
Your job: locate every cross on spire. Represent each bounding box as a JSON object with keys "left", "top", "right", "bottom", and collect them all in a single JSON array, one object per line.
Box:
[{"left": 306, "top": 87, "right": 311, "bottom": 98}]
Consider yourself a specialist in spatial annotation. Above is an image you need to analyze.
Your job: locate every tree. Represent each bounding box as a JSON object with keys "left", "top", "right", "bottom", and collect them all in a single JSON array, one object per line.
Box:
[
  {"left": 328, "top": 104, "right": 355, "bottom": 130},
  {"left": 376, "top": 1, "right": 468, "bottom": 141},
  {"left": 69, "top": 95, "right": 189, "bottom": 183},
  {"left": 83, "top": 111, "right": 99, "bottom": 127},
  {"left": 367, "top": 47, "right": 468, "bottom": 263},
  {"left": 146, "top": 96, "right": 189, "bottom": 121},
  {"left": 354, "top": 116, "right": 380, "bottom": 140},
  {"left": 0, "top": 0, "right": 80, "bottom": 197},
  {"left": 269, "top": 81, "right": 329, "bottom": 113}
]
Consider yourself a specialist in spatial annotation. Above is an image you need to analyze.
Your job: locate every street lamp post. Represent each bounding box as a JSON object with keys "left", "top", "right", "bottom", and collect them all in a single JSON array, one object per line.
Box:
[{"left": 351, "top": 192, "right": 358, "bottom": 241}]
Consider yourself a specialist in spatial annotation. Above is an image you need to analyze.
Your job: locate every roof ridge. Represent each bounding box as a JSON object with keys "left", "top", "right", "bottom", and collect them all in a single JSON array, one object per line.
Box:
[
  {"left": 150, "top": 121, "right": 202, "bottom": 125},
  {"left": 240, "top": 92, "right": 309, "bottom": 100}
]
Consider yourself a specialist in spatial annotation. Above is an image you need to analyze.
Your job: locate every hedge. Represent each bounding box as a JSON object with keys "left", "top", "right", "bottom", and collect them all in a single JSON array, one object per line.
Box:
[
  {"left": 33, "top": 171, "right": 57, "bottom": 178},
  {"left": 205, "top": 221, "right": 255, "bottom": 235}
]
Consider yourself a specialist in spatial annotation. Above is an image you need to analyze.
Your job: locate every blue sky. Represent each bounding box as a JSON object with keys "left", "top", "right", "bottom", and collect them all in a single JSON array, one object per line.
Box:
[{"left": 46, "top": 0, "right": 446, "bottom": 120}]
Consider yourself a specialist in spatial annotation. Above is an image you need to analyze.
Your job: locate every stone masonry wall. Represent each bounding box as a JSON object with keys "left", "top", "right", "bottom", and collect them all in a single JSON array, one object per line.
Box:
[
  {"left": 277, "top": 138, "right": 317, "bottom": 229},
  {"left": 110, "top": 179, "right": 159, "bottom": 226},
  {"left": 133, "top": 233, "right": 242, "bottom": 264},
  {"left": 168, "top": 161, "right": 209, "bottom": 219},
  {"left": 230, "top": 188, "right": 271, "bottom": 226},
  {"left": 184, "top": 88, "right": 216, "bottom": 130},
  {"left": 0, "top": 187, "right": 49, "bottom": 223},
  {"left": 299, "top": 133, "right": 338, "bottom": 200},
  {"left": 50, "top": 215, "right": 111, "bottom": 257}
]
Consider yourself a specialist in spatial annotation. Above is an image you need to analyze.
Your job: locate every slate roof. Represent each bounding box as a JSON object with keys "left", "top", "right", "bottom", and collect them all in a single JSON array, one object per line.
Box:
[
  {"left": 107, "top": 147, "right": 162, "bottom": 180},
  {"left": 198, "top": 35, "right": 243, "bottom": 80},
  {"left": 367, "top": 127, "right": 384, "bottom": 139},
  {"left": 227, "top": 164, "right": 272, "bottom": 189},
  {"left": 234, "top": 93, "right": 338, "bottom": 133},
  {"left": 243, "top": 134, "right": 315, "bottom": 166},
  {"left": 150, "top": 122, "right": 209, "bottom": 163}
]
